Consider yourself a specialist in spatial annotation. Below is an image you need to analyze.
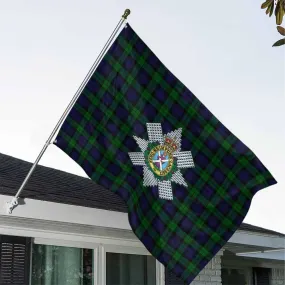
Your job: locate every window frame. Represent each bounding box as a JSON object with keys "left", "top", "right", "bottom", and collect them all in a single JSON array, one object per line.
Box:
[
  {"left": 31, "top": 237, "right": 164, "bottom": 285},
  {"left": 31, "top": 237, "right": 99, "bottom": 285},
  {"left": 101, "top": 244, "right": 164, "bottom": 285}
]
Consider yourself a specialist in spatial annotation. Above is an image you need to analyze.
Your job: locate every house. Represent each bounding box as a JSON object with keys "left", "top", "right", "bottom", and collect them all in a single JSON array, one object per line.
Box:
[{"left": 0, "top": 153, "right": 284, "bottom": 285}]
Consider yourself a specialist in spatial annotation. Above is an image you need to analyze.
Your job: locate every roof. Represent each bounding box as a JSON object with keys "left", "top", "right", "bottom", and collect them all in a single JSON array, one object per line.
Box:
[
  {"left": 239, "top": 223, "right": 285, "bottom": 237},
  {"left": 0, "top": 153, "right": 127, "bottom": 212},
  {"left": 0, "top": 152, "right": 284, "bottom": 237}
]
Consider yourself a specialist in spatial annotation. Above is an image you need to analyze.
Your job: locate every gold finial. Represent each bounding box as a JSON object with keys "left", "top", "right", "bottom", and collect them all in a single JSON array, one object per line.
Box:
[{"left": 122, "top": 9, "right": 131, "bottom": 19}]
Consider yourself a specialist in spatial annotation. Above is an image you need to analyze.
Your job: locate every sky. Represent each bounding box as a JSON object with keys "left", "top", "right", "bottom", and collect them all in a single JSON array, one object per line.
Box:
[{"left": 0, "top": 1, "right": 284, "bottom": 233}]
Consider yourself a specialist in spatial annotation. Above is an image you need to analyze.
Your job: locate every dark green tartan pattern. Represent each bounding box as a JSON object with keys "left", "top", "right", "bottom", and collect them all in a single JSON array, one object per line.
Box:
[{"left": 54, "top": 24, "right": 277, "bottom": 284}]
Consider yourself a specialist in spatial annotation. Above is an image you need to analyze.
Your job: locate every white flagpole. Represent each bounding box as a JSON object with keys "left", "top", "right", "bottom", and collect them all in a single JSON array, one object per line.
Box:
[{"left": 6, "top": 9, "right": 131, "bottom": 214}]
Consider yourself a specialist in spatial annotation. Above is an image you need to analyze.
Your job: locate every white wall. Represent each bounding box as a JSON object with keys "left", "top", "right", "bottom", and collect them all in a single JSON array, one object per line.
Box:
[
  {"left": 0, "top": 194, "right": 284, "bottom": 251},
  {"left": 191, "top": 251, "right": 223, "bottom": 285},
  {"left": 271, "top": 268, "right": 285, "bottom": 285}
]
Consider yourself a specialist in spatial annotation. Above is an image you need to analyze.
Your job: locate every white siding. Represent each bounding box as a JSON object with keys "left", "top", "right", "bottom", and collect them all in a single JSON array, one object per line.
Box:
[{"left": 271, "top": 268, "right": 285, "bottom": 285}]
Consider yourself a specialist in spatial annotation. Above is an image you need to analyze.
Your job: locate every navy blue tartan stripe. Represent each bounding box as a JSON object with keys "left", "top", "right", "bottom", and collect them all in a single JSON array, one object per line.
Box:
[{"left": 54, "top": 24, "right": 277, "bottom": 284}]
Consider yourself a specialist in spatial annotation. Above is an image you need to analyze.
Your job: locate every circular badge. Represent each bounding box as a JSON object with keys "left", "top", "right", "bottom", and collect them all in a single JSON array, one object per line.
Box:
[{"left": 148, "top": 145, "right": 174, "bottom": 177}]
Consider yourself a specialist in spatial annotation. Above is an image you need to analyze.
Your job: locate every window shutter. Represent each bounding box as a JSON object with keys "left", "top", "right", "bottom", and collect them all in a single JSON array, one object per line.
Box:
[
  {"left": 0, "top": 235, "right": 31, "bottom": 285},
  {"left": 165, "top": 268, "right": 186, "bottom": 285},
  {"left": 253, "top": 267, "right": 271, "bottom": 285}
]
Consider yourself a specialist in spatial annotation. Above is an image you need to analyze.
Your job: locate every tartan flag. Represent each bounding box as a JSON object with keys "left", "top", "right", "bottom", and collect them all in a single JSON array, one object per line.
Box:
[{"left": 54, "top": 24, "right": 276, "bottom": 283}]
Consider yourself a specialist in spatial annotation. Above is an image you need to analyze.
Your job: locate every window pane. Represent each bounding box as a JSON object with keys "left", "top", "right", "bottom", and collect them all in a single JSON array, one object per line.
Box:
[
  {"left": 32, "top": 244, "right": 94, "bottom": 285},
  {"left": 222, "top": 268, "right": 248, "bottom": 285},
  {"left": 106, "top": 252, "right": 156, "bottom": 285}
]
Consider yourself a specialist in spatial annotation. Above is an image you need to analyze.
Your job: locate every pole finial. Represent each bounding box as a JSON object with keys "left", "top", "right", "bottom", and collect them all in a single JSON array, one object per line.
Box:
[{"left": 122, "top": 9, "right": 131, "bottom": 19}]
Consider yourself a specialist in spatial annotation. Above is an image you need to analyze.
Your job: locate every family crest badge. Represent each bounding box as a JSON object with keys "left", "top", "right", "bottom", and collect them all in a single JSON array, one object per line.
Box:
[{"left": 128, "top": 123, "right": 195, "bottom": 200}]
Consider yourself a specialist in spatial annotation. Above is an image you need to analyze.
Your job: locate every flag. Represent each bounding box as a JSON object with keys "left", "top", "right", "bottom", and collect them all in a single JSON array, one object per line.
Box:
[{"left": 54, "top": 24, "right": 276, "bottom": 283}]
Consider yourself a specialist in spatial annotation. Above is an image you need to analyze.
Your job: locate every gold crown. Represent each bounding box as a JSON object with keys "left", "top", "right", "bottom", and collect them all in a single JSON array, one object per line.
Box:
[{"left": 164, "top": 136, "right": 178, "bottom": 151}]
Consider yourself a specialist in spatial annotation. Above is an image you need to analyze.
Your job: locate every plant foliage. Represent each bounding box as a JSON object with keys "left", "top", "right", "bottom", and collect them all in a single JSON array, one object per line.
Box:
[{"left": 261, "top": 0, "right": 285, "bottom": 46}]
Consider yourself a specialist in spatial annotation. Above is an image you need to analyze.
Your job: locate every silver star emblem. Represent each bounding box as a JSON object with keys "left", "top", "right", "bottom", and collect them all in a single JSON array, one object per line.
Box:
[{"left": 128, "top": 123, "right": 195, "bottom": 200}]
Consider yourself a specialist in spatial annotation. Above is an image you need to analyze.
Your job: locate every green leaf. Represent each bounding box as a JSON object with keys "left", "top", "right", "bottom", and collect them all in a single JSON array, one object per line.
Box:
[
  {"left": 275, "top": 1, "right": 280, "bottom": 16},
  {"left": 272, "top": 38, "right": 285, "bottom": 46},
  {"left": 261, "top": 0, "right": 273, "bottom": 9},
  {"left": 275, "top": 1, "right": 285, "bottom": 25},
  {"left": 269, "top": 3, "right": 274, "bottom": 16},
  {"left": 277, "top": 26, "right": 285, "bottom": 35},
  {"left": 279, "top": 9, "right": 284, "bottom": 25}
]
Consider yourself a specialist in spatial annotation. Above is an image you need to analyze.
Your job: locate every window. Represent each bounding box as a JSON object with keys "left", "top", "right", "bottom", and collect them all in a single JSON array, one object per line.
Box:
[
  {"left": 0, "top": 234, "right": 162, "bottom": 285},
  {"left": 253, "top": 267, "right": 271, "bottom": 285},
  {"left": 106, "top": 252, "right": 156, "bottom": 285},
  {"left": 222, "top": 268, "right": 251, "bottom": 285},
  {"left": 31, "top": 244, "right": 94, "bottom": 285}
]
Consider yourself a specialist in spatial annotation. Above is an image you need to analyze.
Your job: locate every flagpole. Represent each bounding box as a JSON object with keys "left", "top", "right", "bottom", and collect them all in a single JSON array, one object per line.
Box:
[{"left": 6, "top": 9, "right": 131, "bottom": 214}]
